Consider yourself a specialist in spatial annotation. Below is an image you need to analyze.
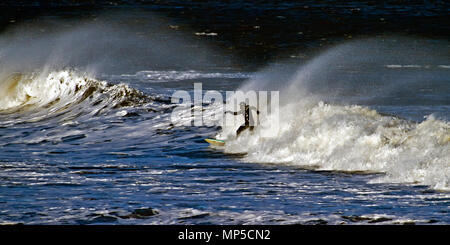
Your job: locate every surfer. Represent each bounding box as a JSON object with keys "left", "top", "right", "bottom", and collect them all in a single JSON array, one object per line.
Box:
[{"left": 225, "top": 102, "right": 260, "bottom": 137}]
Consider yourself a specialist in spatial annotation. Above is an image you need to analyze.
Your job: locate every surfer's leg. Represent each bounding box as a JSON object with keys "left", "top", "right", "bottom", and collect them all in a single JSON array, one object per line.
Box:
[{"left": 236, "top": 124, "right": 248, "bottom": 137}]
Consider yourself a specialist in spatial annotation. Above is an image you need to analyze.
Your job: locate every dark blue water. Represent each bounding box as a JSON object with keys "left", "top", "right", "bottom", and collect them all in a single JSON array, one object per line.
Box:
[{"left": 0, "top": 2, "right": 449, "bottom": 225}]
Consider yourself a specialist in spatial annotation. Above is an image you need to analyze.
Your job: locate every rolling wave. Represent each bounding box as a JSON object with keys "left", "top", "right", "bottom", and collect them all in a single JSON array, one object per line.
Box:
[{"left": 0, "top": 69, "right": 154, "bottom": 118}]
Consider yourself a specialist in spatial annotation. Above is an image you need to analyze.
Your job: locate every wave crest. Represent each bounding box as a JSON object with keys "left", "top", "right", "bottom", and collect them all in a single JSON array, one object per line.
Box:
[{"left": 0, "top": 70, "right": 150, "bottom": 114}]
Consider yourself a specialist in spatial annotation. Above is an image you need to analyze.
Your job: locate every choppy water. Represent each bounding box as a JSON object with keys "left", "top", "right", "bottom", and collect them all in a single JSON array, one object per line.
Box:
[{"left": 0, "top": 2, "right": 449, "bottom": 225}]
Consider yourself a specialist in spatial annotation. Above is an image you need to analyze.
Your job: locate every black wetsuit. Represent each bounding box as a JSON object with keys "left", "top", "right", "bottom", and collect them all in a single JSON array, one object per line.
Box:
[{"left": 227, "top": 105, "right": 260, "bottom": 137}]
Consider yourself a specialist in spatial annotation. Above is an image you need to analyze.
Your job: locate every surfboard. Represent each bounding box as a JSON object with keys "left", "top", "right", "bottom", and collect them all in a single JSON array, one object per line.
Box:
[{"left": 205, "top": 138, "right": 225, "bottom": 146}]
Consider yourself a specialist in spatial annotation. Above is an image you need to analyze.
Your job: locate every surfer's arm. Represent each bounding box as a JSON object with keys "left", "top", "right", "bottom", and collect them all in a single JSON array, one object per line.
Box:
[{"left": 225, "top": 110, "right": 242, "bottom": 115}]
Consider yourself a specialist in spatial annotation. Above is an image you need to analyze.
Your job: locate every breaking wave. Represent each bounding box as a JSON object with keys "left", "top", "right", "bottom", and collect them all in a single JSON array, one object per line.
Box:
[
  {"left": 219, "top": 101, "right": 449, "bottom": 190},
  {"left": 0, "top": 69, "right": 153, "bottom": 121}
]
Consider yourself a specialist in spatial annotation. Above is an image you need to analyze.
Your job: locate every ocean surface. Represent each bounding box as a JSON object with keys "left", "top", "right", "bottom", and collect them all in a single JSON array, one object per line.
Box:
[{"left": 0, "top": 1, "right": 449, "bottom": 224}]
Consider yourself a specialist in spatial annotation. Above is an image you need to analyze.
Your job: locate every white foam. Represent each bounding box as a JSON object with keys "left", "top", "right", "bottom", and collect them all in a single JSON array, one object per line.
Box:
[
  {"left": 0, "top": 70, "right": 83, "bottom": 111},
  {"left": 218, "top": 101, "right": 450, "bottom": 191},
  {"left": 386, "top": 64, "right": 450, "bottom": 69},
  {"left": 194, "top": 32, "right": 218, "bottom": 36},
  {"left": 0, "top": 69, "right": 141, "bottom": 113},
  {"left": 116, "top": 70, "right": 251, "bottom": 82}
]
